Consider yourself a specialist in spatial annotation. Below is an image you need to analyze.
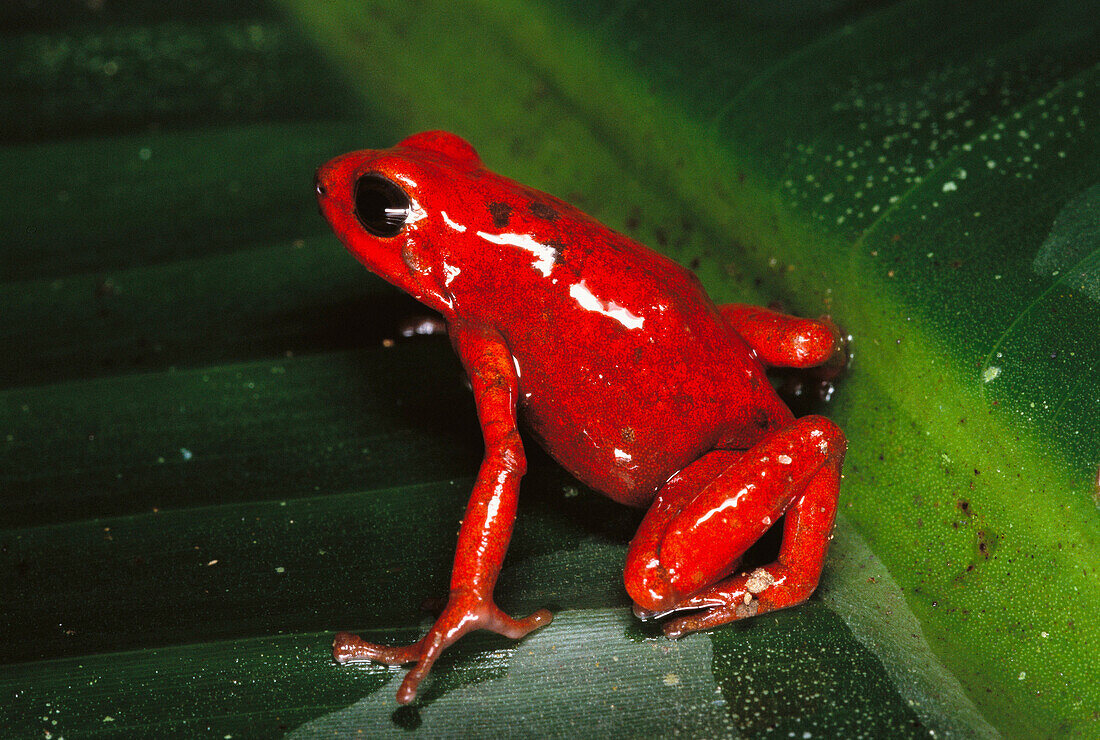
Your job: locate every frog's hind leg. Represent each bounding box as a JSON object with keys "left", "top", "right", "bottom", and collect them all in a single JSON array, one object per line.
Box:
[
  {"left": 660, "top": 455, "right": 842, "bottom": 638},
  {"left": 624, "top": 415, "right": 845, "bottom": 637}
]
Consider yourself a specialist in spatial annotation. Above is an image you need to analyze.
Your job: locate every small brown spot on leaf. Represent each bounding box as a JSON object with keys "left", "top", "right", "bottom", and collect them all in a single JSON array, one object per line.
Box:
[{"left": 977, "top": 529, "right": 994, "bottom": 558}]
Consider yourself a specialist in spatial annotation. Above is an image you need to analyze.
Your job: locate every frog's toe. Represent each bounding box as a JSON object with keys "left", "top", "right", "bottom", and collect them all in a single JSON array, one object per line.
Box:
[
  {"left": 484, "top": 605, "right": 554, "bottom": 638},
  {"left": 662, "top": 602, "right": 753, "bottom": 639},
  {"left": 332, "top": 631, "right": 421, "bottom": 665},
  {"left": 633, "top": 596, "right": 727, "bottom": 624}
]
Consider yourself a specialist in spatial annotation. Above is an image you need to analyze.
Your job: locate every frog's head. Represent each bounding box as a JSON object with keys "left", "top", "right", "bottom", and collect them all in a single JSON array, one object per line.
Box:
[{"left": 315, "top": 131, "right": 482, "bottom": 315}]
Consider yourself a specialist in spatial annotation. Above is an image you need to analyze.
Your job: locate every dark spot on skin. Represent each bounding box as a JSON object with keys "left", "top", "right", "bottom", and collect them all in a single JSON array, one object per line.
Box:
[
  {"left": 620, "top": 427, "right": 636, "bottom": 444},
  {"left": 956, "top": 499, "right": 972, "bottom": 516},
  {"left": 488, "top": 201, "right": 512, "bottom": 228},
  {"left": 529, "top": 201, "right": 558, "bottom": 221},
  {"left": 543, "top": 238, "right": 566, "bottom": 266},
  {"left": 753, "top": 408, "right": 770, "bottom": 429}
]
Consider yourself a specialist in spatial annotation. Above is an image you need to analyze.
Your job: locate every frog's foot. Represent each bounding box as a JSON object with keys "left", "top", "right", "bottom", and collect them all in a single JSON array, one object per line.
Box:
[
  {"left": 718, "top": 304, "right": 848, "bottom": 373},
  {"left": 624, "top": 415, "right": 845, "bottom": 638},
  {"left": 658, "top": 563, "right": 819, "bottom": 639},
  {"left": 333, "top": 595, "right": 552, "bottom": 704}
]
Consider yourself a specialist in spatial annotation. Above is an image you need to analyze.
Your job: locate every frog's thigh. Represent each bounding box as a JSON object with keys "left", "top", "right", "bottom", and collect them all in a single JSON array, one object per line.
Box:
[
  {"left": 623, "top": 449, "right": 743, "bottom": 610},
  {"left": 624, "top": 416, "right": 844, "bottom": 614}
]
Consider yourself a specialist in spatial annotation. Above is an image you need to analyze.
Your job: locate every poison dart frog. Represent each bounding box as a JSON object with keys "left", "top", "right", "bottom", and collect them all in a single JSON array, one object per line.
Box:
[{"left": 314, "top": 131, "right": 847, "bottom": 704}]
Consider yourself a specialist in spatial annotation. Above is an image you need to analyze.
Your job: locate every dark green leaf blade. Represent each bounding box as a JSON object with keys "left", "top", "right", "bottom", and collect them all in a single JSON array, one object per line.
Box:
[{"left": 5, "top": 0, "right": 1098, "bottom": 736}]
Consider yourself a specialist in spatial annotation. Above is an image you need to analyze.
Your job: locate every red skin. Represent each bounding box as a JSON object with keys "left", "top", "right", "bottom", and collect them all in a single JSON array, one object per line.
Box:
[{"left": 315, "top": 131, "right": 847, "bottom": 704}]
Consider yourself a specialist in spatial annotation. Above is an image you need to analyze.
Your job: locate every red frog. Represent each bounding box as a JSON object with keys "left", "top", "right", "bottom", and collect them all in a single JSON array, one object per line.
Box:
[{"left": 314, "top": 131, "right": 847, "bottom": 704}]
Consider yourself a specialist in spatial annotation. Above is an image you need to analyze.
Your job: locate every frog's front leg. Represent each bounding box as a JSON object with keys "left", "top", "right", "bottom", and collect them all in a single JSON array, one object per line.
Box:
[
  {"left": 333, "top": 320, "right": 552, "bottom": 704},
  {"left": 624, "top": 415, "right": 845, "bottom": 637},
  {"left": 719, "top": 303, "right": 846, "bottom": 375}
]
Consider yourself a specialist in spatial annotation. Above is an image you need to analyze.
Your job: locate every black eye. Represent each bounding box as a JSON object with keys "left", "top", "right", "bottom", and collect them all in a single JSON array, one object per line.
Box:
[{"left": 354, "top": 175, "right": 411, "bottom": 237}]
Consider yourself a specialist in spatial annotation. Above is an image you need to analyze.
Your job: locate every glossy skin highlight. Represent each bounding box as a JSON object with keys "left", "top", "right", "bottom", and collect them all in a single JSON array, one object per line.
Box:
[{"left": 315, "top": 131, "right": 847, "bottom": 704}]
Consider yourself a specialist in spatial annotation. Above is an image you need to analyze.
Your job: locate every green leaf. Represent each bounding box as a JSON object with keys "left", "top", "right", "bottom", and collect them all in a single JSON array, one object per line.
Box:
[{"left": 3, "top": 0, "right": 1096, "bottom": 737}]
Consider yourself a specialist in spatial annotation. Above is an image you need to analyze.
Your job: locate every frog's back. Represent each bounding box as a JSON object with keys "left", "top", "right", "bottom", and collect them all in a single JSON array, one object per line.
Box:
[{"left": 487, "top": 224, "right": 789, "bottom": 507}]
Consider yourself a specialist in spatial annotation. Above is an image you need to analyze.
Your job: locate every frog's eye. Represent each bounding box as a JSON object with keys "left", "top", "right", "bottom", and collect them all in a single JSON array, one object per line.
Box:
[{"left": 354, "top": 174, "right": 411, "bottom": 237}]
